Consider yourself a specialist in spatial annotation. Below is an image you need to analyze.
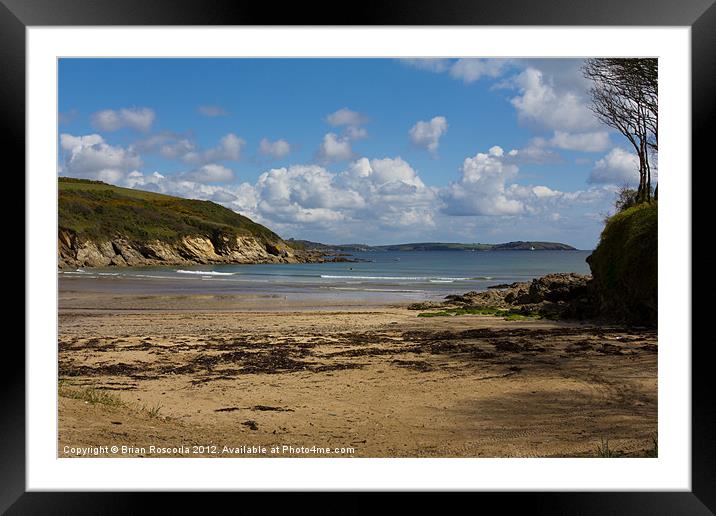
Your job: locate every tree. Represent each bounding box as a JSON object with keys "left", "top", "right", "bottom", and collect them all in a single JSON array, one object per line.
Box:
[
  {"left": 614, "top": 185, "right": 639, "bottom": 213},
  {"left": 581, "top": 58, "right": 658, "bottom": 202}
]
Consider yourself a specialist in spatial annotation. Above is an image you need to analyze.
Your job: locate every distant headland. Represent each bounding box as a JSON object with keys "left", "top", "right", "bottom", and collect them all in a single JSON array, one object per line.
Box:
[{"left": 285, "top": 239, "right": 578, "bottom": 252}]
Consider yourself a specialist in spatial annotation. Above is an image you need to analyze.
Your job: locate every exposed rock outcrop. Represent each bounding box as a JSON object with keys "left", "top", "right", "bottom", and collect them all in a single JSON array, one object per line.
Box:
[
  {"left": 58, "top": 228, "right": 329, "bottom": 268},
  {"left": 409, "top": 273, "right": 595, "bottom": 320}
]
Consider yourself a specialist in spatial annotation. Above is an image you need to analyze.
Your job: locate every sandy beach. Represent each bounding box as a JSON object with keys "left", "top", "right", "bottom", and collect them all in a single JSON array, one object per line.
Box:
[{"left": 57, "top": 278, "right": 657, "bottom": 458}]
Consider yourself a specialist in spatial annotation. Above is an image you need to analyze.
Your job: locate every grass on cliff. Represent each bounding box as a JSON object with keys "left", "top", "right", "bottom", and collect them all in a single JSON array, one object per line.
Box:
[
  {"left": 588, "top": 201, "right": 657, "bottom": 325},
  {"left": 592, "top": 202, "right": 657, "bottom": 289},
  {"left": 59, "top": 177, "right": 282, "bottom": 244}
]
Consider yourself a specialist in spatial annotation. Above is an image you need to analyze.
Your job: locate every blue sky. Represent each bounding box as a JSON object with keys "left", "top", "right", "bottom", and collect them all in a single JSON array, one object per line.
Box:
[{"left": 58, "top": 58, "right": 644, "bottom": 249}]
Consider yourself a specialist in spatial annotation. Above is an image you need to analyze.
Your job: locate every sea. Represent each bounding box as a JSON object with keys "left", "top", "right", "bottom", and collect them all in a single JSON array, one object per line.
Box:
[{"left": 59, "top": 250, "right": 592, "bottom": 303}]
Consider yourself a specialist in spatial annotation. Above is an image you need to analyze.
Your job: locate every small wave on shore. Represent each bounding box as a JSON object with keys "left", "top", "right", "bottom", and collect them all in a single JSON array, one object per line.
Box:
[{"left": 176, "top": 270, "right": 236, "bottom": 276}]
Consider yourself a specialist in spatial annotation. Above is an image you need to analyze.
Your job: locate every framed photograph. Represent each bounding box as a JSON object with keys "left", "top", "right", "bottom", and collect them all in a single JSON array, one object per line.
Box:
[{"left": 8, "top": 0, "right": 709, "bottom": 511}]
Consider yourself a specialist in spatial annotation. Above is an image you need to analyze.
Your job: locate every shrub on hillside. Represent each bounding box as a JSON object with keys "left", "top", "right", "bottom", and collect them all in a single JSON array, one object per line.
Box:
[{"left": 587, "top": 202, "right": 658, "bottom": 326}]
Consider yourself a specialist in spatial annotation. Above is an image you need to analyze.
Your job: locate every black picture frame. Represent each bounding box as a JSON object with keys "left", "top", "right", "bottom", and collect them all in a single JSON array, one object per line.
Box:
[{"left": 5, "top": 0, "right": 709, "bottom": 512}]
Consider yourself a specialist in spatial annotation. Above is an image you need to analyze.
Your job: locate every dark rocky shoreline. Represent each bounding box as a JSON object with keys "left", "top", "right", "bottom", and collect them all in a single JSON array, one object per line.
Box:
[{"left": 409, "top": 272, "right": 654, "bottom": 327}]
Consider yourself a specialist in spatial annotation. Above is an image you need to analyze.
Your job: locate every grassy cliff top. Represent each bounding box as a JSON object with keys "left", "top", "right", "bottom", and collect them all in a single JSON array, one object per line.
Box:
[{"left": 58, "top": 177, "right": 281, "bottom": 244}]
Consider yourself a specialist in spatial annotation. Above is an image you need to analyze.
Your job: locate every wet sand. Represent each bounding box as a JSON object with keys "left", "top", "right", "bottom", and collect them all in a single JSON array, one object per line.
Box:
[{"left": 58, "top": 286, "right": 658, "bottom": 458}]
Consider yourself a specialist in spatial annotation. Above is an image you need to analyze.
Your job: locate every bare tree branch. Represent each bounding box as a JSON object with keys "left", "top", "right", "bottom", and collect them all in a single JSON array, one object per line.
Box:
[{"left": 582, "top": 58, "right": 657, "bottom": 202}]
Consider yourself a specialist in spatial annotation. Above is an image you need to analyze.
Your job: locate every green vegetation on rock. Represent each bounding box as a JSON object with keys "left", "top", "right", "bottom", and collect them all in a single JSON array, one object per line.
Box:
[{"left": 587, "top": 202, "right": 657, "bottom": 326}]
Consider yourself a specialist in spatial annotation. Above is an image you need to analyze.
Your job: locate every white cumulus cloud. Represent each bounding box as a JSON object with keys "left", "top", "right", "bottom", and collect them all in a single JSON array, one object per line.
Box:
[
  {"left": 324, "top": 108, "right": 370, "bottom": 145},
  {"left": 589, "top": 148, "right": 640, "bottom": 185},
  {"left": 248, "top": 157, "right": 437, "bottom": 235},
  {"left": 182, "top": 163, "right": 234, "bottom": 183},
  {"left": 503, "top": 144, "right": 564, "bottom": 165},
  {"left": 317, "top": 133, "right": 354, "bottom": 163},
  {"left": 449, "top": 59, "right": 510, "bottom": 83},
  {"left": 59, "top": 133, "right": 142, "bottom": 184},
  {"left": 131, "top": 131, "right": 196, "bottom": 160},
  {"left": 510, "top": 68, "right": 598, "bottom": 132},
  {"left": 438, "top": 144, "right": 611, "bottom": 222},
  {"left": 402, "top": 58, "right": 512, "bottom": 83},
  {"left": 532, "top": 185, "right": 561, "bottom": 198},
  {"left": 91, "top": 107, "right": 156, "bottom": 132},
  {"left": 441, "top": 145, "right": 524, "bottom": 216},
  {"left": 133, "top": 132, "right": 245, "bottom": 165},
  {"left": 344, "top": 126, "right": 368, "bottom": 140},
  {"left": 259, "top": 138, "right": 292, "bottom": 159},
  {"left": 546, "top": 130, "right": 611, "bottom": 153},
  {"left": 326, "top": 108, "right": 368, "bottom": 127},
  {"left": 409, "top": 116, "right": 448, "bottom": 156},
  {"left": 183, "top": 133, "right": 246, "bottom": 165}
]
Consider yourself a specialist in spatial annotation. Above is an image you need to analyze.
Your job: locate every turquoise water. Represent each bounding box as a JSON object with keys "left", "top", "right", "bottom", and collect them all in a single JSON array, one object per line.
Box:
[{"left": 60, "top": 250, "right": 591, "bottom": 302}]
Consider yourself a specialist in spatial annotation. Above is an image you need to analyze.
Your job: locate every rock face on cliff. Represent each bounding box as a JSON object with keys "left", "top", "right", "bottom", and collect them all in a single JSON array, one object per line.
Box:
[
  {"left": 58, "top": 178, "right": 326, "bottom": 268},
  {"left": 57, "top": 228, "right": 320, "bottom": 268}
]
